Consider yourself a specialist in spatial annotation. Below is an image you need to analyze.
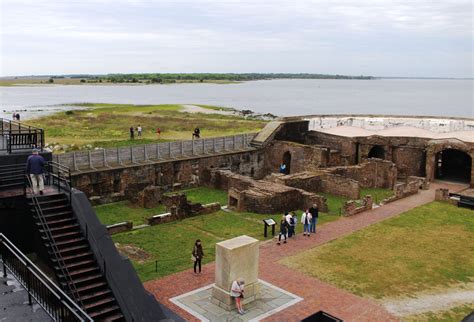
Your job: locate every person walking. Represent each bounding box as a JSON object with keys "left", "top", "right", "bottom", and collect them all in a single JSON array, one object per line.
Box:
[
  {"left": 192, "top": 239, "right": 204, "bottom": 275},
  {"left": 230, "top": 278, "right": 245, "bottom": 314},
  {"left": 137, "top": 125, "right": 142, "bottom": 137},
  {"left": 26, "top": 148, "right": 45, "bottom": 195},
  {"left": 279, "top": 163, "right": 287, "bottom": 174},
  {"left": 129, "top": 126, "right": 134, "bottom": 140},
  {"left": 301, "top": 209, "right": 312, "bottom": 236},
  {"left": 291, "top": 212, "right": 298, "bottom": 237},
  {"left": 156, "top": 127, "right": 161, "bottom": 138},
  {"left": 192, "top": 127, "right": 200, "bottom": 139},
  {"left": 285, "top": 212, "right": 293, "bottom": 238},
  {"left": 309, "top": 204, "right": 319, "bottom": 234},
  {"left": 277, "top": 215, "right": 289, "bottom": 245}
]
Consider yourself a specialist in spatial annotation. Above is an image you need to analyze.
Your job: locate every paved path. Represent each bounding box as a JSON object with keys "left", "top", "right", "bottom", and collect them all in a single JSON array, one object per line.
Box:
[{"left": 144, "top": 182, "right": 466, "bottom": 321}]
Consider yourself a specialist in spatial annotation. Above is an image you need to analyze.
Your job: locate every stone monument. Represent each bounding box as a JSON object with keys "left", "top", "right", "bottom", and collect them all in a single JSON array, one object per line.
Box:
[{"left": 211, "top": 235, "right": 260, "bottom": 310}]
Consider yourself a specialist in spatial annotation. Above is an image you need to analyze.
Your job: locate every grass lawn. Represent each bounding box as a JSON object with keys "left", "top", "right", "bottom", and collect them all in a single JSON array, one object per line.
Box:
[
  {"left": 94, "top": 201, "right": 166, "bottom": 226},
  {"left": 361, "top": 188, "right": 394, "bottom": 203},
  {"left": 28, "top": 103, "right": 266, "bottom": 149},
  {"left": 111, "top": 208, "right": 340, "bottom": 281},
  {"left": 280, "top": 201, "right": 474, "bottom": 300},
  {"left": 166, "top": 187, "right": 229, "bottom": 206},
  {"left": 318, "top": 192, "right": 348, "bottom": 215}
]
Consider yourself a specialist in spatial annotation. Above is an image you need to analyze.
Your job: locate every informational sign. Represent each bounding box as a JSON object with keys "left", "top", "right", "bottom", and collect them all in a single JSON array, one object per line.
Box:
[{"left": 264, "top": 219, "right": 276, "bottom": 226}]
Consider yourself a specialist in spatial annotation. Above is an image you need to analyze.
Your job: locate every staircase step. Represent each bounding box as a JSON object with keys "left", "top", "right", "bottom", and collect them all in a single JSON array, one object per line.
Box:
[
  {"left": 84, "top": 297, "right": 116, "bottom": 310},
  {"left": 52, "top": 251, "right": 93, "bottom": 262},
  {"left": 35, "top": 211, "right": 73, "bottom": 219},
  {"left": 29, "top": 197, "right": 68, "bottom": 207},
  {"left": 76, "top": 281, "right": 107, "bottom": 293},
  {"left": 41, "top": 218, "right": 76, "bottom": 226},
  {"left": 63, "top": 273, "right": 102, "bottom": 285},
  {"left": 66, "top": 266, "right": 100, "bottom": 278},
  {"left": 36, "top": 204, "right": 70, "bottom": 213},
  {"left": 104, "top": 313, "right": 125, "bottom": 322},
  {"left": 46, "top": 237, "right": 85, "bottom": 247},
  {"left": 42, "top": 231, "right": 81, "bottom": 240},
  {"left": 88, "top": 305, "right": 121, "bottom": 318},
  {"left": 55, "top": 259, "right": 95, "bottom": 271},
  {"left": 48, "top": 244, "right": 88, "bottom": 256},
  {"left": 79, "top": 289, "right": 112, "bottom": 302},
  {"left": 40, "top": 224, "right": 79, "bottom": 233}
]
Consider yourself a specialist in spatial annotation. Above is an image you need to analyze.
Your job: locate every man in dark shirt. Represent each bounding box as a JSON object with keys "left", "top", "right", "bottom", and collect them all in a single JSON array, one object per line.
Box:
[
  {"left": 309, "top": 204, "right": 319, "bottom": 234},
  {"left": 26, "top": 149, "right": 45, "bottom": 195}
]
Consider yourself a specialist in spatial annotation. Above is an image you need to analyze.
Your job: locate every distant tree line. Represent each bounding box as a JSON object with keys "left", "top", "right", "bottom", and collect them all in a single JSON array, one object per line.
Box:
[{"left": 68, "top": 73, "right": 374, "bottom": 83}]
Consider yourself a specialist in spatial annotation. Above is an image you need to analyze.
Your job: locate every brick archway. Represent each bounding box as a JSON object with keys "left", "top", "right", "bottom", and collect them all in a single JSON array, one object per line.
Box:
[{"left": 426, "top": 140, "right": 474, "bottom": 186}]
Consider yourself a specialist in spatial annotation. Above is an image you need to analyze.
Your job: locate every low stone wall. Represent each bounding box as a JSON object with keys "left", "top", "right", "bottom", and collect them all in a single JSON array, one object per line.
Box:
[
  {"left": 343, "top": 195, "right": 373, "bottom": 216},
  {"left": 106, "top": 221, "right": 133, "bottom": 235},
  {"left": 212, "top": 170, "right": 328, "bottom": 214},
  {"left": 264, "top": 171, "right": 360, "bottom": 200},
  {"left": 381, "top": 176, "right": 426, "bottom": 204},
  {"left": 328, "top": 159, "right": 397, "bottom": 189}
]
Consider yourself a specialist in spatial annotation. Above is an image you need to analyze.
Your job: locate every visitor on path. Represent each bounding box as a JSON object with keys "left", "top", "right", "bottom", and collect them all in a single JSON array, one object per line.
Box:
[
  {"left": 129, "top": 126, "right": 134, "bottom": 139},
  {"left": 16, "top": 113, "right": 20, "bottom": 121},
  {"left": 230, "top": 278, "right": 245, "bottom": 314},
  {"left": 301, "top": 209, "right": 312, "bottom": 236},
  {"left": 192, "top": 127, "right": 200, "bottom": 139},
  {"left": 192, "top": 239, "right": 204, "bottom": 275},
  {"left": 279, "top": 163, "right": 287, "bottom": 174},
  {"left": 12, "top": 112, "right": 16, "bottom": 120},
  {"left": 156, "top": 127, "right": 161, "bottom": 138},
  {"left": 26, "top": 148, "right": 45, "bottom": 195},
  {"left": 278, "top": 215, "right": 289, "bottom": 245},
  {"left": 285, "top": 212, "right": 293, "bottom": 237},
  {"left": 291, "top": 212, "right": 298, "bottom": 237},
  {"left": 137, "top": 125, "right": 142, "bottom": 137},
  {"left": 309, "top": 204, "right": 319, "bottom": 234}
]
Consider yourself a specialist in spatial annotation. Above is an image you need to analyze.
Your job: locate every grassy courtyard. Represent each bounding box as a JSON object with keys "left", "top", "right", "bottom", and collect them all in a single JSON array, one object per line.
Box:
[
  {"left": 29, "top": 103, "right": 266, "bottom": 149},
  {"left": 94, "top": 201, "right": 166, "bottom": 226},
  {"left": 280, "top": 202, "right": 474, "bottom": 300}
]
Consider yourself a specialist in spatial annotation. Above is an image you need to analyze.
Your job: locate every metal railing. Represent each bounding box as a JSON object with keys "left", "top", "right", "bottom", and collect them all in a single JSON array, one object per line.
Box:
[
  {"left": 0, "top": 233, "right": 92, "bottom": 322},
  {"left": 24, "top": 174, "right": 84, "bottom": 310},
  {"left": 0, "top": 118, "right": 45, "bottom": 153},
  {"left": 47, "top": 161, "right": 73, "bottom": 201},
  {"left": 53, "top": 133, "right": 257, "bottom": 171}
]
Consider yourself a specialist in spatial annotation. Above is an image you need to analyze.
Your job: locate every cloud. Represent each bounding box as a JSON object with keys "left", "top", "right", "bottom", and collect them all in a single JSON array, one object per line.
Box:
[{"left": 0, "top": 0, "right": 472, "bottom": 77}]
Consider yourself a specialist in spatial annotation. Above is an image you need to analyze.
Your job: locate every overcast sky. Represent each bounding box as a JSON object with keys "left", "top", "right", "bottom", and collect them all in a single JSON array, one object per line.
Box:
[{"left": 0, "top": 0, "right": 472, "bottom": 78}]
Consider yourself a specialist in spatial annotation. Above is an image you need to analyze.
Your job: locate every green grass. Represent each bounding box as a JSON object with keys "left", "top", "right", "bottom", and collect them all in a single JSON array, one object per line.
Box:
[
  {"left": 361, "top": 188, "right": 394, "bottom": 203},
  {"left": 167, "top": 187, "right": 229, "bottom": 206},
  {"left": 28, "top": 103, "right": 266, "bottom": 150},
  {"left": 319, "top": 193, "right": 348, "bottom": 215},
  {"left": 94, "top": 201, "right": 166, "bottom": 226},
  {"left": 112, "top": 209, "right": 341, "bottom": 281},
  {"left": 281, "top": 202, "right": 474, "bottom": 299}
]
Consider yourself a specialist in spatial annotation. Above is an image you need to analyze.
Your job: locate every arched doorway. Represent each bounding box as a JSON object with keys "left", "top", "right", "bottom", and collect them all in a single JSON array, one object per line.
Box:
[
  {"left": 368, "top": 145, "right": 385, "bottom": 159},
  {"left": 435, "top": 149, "right": 472, "bottom": 183},
  {"left": 281, "top": 152, "right": 291, "bottom": 174}
]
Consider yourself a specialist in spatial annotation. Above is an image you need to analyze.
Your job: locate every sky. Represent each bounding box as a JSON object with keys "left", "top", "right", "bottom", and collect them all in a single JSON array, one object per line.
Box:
[{"left": 0, "top": 0, "right": 472, "bottom": 78}]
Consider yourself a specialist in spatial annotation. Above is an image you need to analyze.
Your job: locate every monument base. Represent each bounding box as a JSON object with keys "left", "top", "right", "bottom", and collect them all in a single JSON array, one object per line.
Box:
[{"left": 211, "top": 281, "right": 261, "bottom": 311}]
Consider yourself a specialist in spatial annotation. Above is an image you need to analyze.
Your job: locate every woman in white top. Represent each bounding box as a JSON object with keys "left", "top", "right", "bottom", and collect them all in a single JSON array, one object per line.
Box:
[
  {"left": 301, "top": 209, "right": 312, "bottom": 236},
  {"left": 230, "top": 278, "right": 245, "bottom": 314}
]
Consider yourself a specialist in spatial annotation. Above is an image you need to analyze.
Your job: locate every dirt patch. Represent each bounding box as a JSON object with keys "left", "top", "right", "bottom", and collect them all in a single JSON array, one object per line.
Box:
[
  {"left": 115, "top": 243, "right": 151, "bottom": 263},
  {"left": 383, "top": 283, "right": 474, "bottom": 317}
]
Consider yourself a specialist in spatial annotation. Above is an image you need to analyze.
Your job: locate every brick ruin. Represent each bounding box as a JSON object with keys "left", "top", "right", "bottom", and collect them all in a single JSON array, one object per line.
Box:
[{"left": 69, "top": 115, "right": 473, "bottom": 218}]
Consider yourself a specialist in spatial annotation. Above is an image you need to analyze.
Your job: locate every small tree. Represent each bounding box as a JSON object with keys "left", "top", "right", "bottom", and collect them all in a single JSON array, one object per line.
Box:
[{"left": 48, "top": 78, "right": 54, "bottom": 83}]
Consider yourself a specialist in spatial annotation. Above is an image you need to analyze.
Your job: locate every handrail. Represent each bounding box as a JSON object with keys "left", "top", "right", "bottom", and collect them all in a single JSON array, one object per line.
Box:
[
  {"left": 0, "top": 118, "right": 45, "bottom": 153},
  {"left": 47, "top": 161, "right": 73, "bottom": 201},
  {"left": 0, "top": 233, "right": 92, "bottom": 322},
  {"left": 24, "top": 175, "right": 84, "bottom": 310}
]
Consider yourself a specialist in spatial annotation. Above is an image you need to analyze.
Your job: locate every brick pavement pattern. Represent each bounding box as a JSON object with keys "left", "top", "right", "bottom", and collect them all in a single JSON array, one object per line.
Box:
[{"left": 144, "top": 182, "right": 466, "bottom": 322}]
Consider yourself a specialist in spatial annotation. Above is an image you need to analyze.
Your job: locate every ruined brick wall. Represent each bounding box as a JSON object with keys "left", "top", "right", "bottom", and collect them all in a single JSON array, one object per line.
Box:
[
  {"left": 305, "top": 131, "right": 357, "bottom": 165},
  {"left": 264, "top": 141, "right": 329, "bottom": 175},
  {"left": 328, "top": 159, "right": 397, "bottom": 189},
  {"left": 392, "top": 146, "right": 426, "bottom": 177},
  {"left": 72, "top": 150, "right": 264, "bottom": 203},
  {"left": 265, "top": 171, "right": 360, "bottom": 200}
]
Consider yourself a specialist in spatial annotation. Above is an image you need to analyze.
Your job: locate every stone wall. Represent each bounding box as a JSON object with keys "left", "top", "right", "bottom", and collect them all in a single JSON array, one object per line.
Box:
[
  {"left": 264, "top": 141, "right": 329, "bottom": 175},
  {"left": 264, "top": 171, "right": 360, "bottom": 200},
  {"left": 72, "top": 150, "right": 265, "bottom": 203},
  {"left": 210, "top": 170, "right": 328, "bottom": 213},
  {"left": 328, "top": 159, "right": 397, "bottom": 189},
  {"left": 342, "top": 195, "right": 373, "bottom": 216}
]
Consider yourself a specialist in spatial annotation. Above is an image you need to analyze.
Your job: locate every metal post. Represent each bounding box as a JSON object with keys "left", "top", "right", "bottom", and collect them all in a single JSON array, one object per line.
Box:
[
  {"left": 233, "top": 135, "right": 236, "bottom": 150},
  {"left": 117, "top": 147, "right": 122, "bottom": 166},
  {"left": 2, "top": 251, "right": 7, "bottom": 278},
  {"left": 180, "top": 141, "right": 184, "bottom": 157},
  {"left": 144, "top": 145, "right": 148, "bottom": 161},
  {"left": 156, "top": 144, "right": 160, "bottom": 159},
  {"left": 202, "top": 139, "right": 205, "bottom": 155},
  {"left": 72, "top": 152, "right": 78, "bottom": 171},
  {"left": 88, "top": 151, "right": 93, "bottom": 169},
  {"left": 26, "top": 264, "right": 32, "bottom": 305},
  {"left": 103, "top": 149, "right": 109, "bottom": 168},
  {"left": 168, "top": 142, "right": 172, "bottom": 158},
  {"left": 213, "top": 138, "right": 216, "bottom": 153},
  {"left": 192, "top": 140, "right": 195, "bottom": 156},
  {"left": 130, "top": 146, "right": 134, "bottom": 164},
  {"left": 223, "top": 137, "right": 226, "bottom": 151}
]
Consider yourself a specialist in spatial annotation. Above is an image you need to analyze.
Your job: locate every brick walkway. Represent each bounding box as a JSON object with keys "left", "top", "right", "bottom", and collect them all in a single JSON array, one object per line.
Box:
[{"left": 144, "top": 182, "right": 466, "bottom": 321}]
